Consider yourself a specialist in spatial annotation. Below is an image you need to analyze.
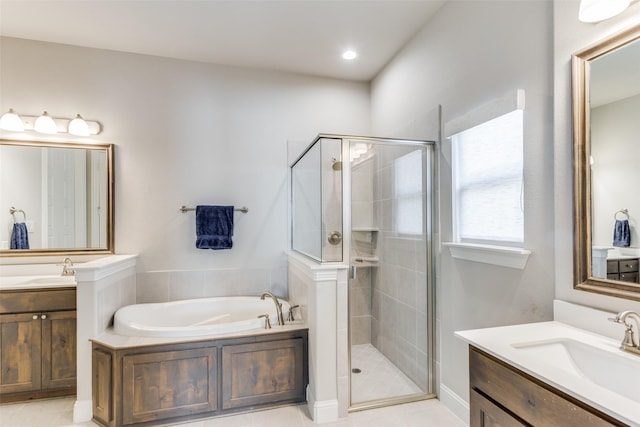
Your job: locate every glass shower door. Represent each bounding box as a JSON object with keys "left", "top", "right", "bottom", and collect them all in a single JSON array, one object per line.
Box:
[
  {"left": 348, "top": 139, "right": 434, "bottom": 408},
  {"left": 291, "top": 137, "right": 342, "bottom": 262}
]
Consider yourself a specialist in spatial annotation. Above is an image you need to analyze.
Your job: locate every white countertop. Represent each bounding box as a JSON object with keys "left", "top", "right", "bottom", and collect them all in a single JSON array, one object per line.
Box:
[
  {"left": 0, "top": 275, "right": 76, "bottom": 290},
  {"left": 456, "top": 321, "right": 640, "bottom": 427}
]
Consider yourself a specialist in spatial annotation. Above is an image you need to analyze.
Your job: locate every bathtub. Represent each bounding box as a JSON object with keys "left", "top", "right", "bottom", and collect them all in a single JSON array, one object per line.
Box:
[{"left": 113, "top": 296, "right": 291, "bottom": 338}]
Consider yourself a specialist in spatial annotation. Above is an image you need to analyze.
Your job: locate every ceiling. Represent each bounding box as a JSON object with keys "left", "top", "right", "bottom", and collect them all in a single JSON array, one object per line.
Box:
[{"left": 0, "top": 0, "right": 447, "bottom": 82}]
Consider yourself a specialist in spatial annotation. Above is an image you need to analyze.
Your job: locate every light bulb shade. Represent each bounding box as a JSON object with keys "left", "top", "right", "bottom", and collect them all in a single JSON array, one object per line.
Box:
[
  {"left": 68, "top": 114, "right": 90, "bottom": 136},
  {"left": 34, "top": 111, "right": 58, "bottom": 134},
  {"left": 0, "top": 108, "right": 24, "bottom": 132},
  {"left": 579, "top": 0, "right": 630, "bottom": 22}
]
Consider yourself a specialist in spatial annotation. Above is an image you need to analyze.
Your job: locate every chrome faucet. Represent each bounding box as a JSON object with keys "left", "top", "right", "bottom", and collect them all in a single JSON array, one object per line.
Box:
[
  {"left": 609, "top": 310, "right": 640, "bottom": 356},
  {"left": 60, "top": 257, "right": 75, "bottom": 276},
  {"left": 260, "top": 291, "right": 285, "bottom": 326}
]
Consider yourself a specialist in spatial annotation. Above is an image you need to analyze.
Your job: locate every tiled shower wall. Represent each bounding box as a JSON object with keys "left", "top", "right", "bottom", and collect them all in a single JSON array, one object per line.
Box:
[
  {"left": 350, "top": 144, "right": 430, "bottom": 391},
  {"left": 350, "top": 157, "right": 376, "bottom": 345}
]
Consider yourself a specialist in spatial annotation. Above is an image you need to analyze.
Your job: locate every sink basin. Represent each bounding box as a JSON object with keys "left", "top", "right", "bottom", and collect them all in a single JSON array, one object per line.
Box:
[
  {"left": 512, "top": 338, "right": 640, "bottom": 402},
  {"left": 457, "top": 319, "right": 640, "bottom": 426},
  {"left": 0, "top": 275, "right": 75, "bottom": 289},
  {"left": 22, "top": 276, "right": 75, "bottom": 285}
]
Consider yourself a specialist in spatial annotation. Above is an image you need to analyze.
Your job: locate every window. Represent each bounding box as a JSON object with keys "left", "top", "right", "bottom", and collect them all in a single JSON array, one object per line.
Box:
[
  {"left": 451, "top": 109, "right": 524, "bottom": 246},
  {"left": 394, "top": 149, "right": 423, "bottom": 236}
]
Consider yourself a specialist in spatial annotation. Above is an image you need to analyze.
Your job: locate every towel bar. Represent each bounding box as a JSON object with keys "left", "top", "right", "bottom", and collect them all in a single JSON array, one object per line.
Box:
[{"left": 179, "top": 205, "right": 249, "bottom": 214}]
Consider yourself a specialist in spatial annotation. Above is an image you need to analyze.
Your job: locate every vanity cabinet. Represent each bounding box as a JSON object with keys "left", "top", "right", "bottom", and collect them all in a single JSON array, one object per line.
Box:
[
  {"left": 92, "top": 329, "right": 308, "bottom": 427},
  {"left": 606, "top": 258, "right": 639, "bottom": 283},
  {"left": 0, "top": 288, "right": 77, "bottom": 402},
  {"left": 469, "top": 346, "right": 626, "bottom": 427}
]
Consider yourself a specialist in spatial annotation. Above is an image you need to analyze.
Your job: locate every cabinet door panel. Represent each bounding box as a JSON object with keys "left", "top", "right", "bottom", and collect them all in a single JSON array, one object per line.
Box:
[
  {"left": 41, "top": 311, "right": 77, "bottom": 389},
  {"left": 92, "top": 347, "right": 113, "bottom": 426},
  {"left": 0, "top": 313, "right": 42, "bottom": 395},
  {"left": 122, "top": 348, "right": 217, "bottom": 425},
  {"left": 221, "top": 338, "right": 305, "bottom": 410},
  {"left": 618, "top": 272, "right": 639, "bottom": 283},
  {"left": 619, "top": 259, "right": 638, "bottom": 273},
  {"left": 470, "top": 389, "right": 529, "bottom": 427},
  {"left": 0, "top": 289, "right": 76, "bottom": 314}
]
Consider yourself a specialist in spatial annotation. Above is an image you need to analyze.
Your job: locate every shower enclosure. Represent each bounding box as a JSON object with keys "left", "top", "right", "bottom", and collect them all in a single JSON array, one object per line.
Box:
[{"left": 291, "top": 134, "right": 435, "bottom": 410}]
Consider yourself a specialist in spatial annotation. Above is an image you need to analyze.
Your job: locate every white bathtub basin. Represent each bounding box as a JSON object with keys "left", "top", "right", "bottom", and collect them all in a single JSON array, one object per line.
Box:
[
  {"left": 114, "top": 296, "right": 293, "bottom": 338},
  {"left": 456, "top": 321, "right": 640, "bottom": 426}
]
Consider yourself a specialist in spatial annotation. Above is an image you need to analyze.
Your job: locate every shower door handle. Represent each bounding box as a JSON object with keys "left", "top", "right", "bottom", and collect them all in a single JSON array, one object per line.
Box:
[{"left": 327, "top": 231, "right": 342, "bottom": 245}]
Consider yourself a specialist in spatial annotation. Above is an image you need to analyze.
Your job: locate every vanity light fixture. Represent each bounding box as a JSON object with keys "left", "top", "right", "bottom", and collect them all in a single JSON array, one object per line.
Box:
[
  {"left": 342, "top": 50, "right": 358, "bottom": 60},
  {"left": 0, "top": 109, "right": 101, "bottom": 135},
  {"left": 34, "top": 111, "right": 58, "bottom": 134},
  {"left": 0, "top": 108, "right": 25, "bottom": 132},
  {"left": 578, "top": 0, "right": 630, "bottom": 22},
  {"left": 68, "top": 114, "right": 90, "bottom": 136}
]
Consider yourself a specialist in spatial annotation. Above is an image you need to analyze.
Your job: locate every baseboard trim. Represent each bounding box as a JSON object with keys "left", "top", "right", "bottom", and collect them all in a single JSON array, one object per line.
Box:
[
  {"left": 307, "top": 385, "right": 339, "bottom": 423},
  {"left": 73, "top": 399, "right": 93, "bottom": 423},
  {"left": 439, "top": 384, "right": 469, "bottom": 425}
]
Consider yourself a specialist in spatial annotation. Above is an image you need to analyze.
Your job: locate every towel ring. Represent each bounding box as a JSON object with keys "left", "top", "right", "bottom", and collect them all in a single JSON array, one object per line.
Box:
[
  {"left": 614, "top": 209, "right": 629, "bottom": 221},
  {"left": 9, "top": 207, "right": 26, "bottom": 223}
]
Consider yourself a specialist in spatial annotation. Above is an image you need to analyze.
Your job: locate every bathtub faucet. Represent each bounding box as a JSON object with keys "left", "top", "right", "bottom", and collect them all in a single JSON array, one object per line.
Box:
[{"left": 260, "top": 291, "right": 285, "bottom": 326}]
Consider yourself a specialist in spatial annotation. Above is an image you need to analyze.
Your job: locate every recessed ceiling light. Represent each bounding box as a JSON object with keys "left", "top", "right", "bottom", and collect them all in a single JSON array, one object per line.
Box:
[{"left": 342, "top": 50, "right": 358, "bottom": 60}]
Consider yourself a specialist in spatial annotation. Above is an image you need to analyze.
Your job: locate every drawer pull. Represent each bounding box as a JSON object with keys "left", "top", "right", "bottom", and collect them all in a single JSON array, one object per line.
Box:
[
  {"left": 32, "top": 315, "right": 38, "bottom": 320},
  {"left": 41, "top": 314, "right": 47, "bottom": 320}
]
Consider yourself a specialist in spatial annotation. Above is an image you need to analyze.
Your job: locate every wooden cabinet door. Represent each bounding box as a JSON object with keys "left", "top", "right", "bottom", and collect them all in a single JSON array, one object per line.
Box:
[
  {"left": 470, "top": 389, "right": 528, "bottom": 427},
  {"left": 0, "top": 313, "right": 42, "bottom": 395},
  {"left": 122, "top": 347, "right": 217, "bottom": 425},
  {"left": 221, "top": 338, "right": 305, "bottom": 410},
  {"left": 41, "top": 311, "right": 76, "bottom": 390}
]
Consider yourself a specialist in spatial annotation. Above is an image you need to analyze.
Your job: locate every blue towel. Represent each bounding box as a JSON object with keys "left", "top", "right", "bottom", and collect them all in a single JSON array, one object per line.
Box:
[
  {"left": 195, "top": 205, "right": 234, "bottom": 250},
  {"left": 10, "top": 222, "right": 29, "bottom": 250},
  {"left": 613, "top": 219, "right": 630, "bottom": 247}
]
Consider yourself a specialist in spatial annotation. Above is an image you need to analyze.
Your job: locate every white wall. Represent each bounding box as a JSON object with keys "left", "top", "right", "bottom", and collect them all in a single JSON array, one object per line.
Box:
[
  {"left": 0, "top": 37, "right": 370, "bottom": 294},
  {"left": 370, "top": 0, "right": 555, "bottom": 420},
  {"left": 553, "top": 1, "right": 640, "bottom": 312}
]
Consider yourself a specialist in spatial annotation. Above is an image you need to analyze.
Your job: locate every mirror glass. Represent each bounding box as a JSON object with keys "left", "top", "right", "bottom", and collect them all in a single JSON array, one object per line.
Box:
[
  {"left": 0, "top": 139, "right": 114, "bottom": 256},
  {"left": 573, "top": 24, "right": 640, "bottom": 300}
]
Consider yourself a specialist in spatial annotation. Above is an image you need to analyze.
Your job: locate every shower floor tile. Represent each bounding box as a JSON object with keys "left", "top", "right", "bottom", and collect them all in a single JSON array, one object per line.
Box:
[{"left": 350, "top": 343, "right": 423, "bottom": 404}]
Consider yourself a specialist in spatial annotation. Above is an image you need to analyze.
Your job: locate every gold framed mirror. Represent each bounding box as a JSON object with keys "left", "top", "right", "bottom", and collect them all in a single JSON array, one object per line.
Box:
[
  {"left": 573, "top": 23, "right": 640, "bottom": 301},
  {"left": 0, "top": 139, "right": 114, "bottom": 257}
]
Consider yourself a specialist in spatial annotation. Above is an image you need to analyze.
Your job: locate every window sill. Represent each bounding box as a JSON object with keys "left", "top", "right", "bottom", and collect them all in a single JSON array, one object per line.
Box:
[{"left": 443, "top": 242, "right": 531, "bottom": 269}]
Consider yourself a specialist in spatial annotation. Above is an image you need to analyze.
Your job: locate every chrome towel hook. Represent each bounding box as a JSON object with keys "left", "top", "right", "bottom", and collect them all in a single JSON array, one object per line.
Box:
[
  {"left": 9, "top": 206, "right": 26, "bottom": 223},
  {"left": 615, "top": 209, "right": 629, "bottom": 221}
]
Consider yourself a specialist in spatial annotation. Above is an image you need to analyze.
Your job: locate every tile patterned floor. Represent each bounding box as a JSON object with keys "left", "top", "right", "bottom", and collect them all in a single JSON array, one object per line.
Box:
[
  {"left": 350, "top": 344, "right": 423, "bottom": 404},
  {"left": 0, "top": 396, "right": 466, "bottom": 427}
]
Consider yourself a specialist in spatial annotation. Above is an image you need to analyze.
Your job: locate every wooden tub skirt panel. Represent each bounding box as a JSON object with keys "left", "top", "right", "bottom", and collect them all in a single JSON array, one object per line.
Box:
[{"left": 92, "top": 329, "right": 308, "bottom": 427}]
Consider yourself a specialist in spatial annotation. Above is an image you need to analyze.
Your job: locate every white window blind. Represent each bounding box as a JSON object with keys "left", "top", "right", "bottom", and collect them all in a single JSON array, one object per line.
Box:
[{"left": 451, "top": 109, "right": 524, "bottom": 245}]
